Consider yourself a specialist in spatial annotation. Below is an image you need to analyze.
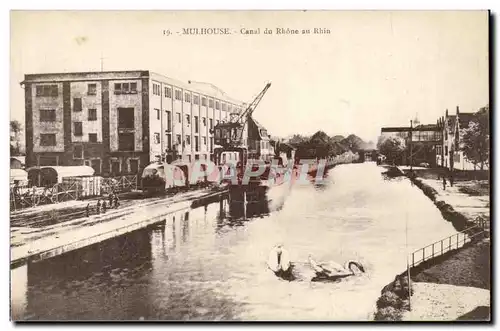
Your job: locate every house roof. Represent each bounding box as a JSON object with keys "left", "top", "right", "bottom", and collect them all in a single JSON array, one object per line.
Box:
[
  {"left": 26, "top": 166, "right": 95, "bottom": 178},
  {"left": 11, "top": 156, "right": 25, "bottom": 164}
]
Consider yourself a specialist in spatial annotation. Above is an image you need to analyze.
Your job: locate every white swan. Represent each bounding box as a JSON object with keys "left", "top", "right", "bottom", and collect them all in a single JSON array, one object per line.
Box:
[{"left": 268, "top": 246, "right": 365, "bottom": 282}]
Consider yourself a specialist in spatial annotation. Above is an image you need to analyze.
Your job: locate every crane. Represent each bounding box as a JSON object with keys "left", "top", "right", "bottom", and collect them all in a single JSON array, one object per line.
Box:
[{"left": 213, "top": 82, "right": 271, "bottom": 148}]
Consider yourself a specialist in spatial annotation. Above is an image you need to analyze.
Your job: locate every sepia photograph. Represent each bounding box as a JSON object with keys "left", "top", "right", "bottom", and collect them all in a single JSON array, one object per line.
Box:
[{"left": 9, "top": 10, "right": 491, "bottom": 322}]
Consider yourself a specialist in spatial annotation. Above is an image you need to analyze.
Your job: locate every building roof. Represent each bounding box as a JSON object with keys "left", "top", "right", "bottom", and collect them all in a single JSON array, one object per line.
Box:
[
  {"left": 381, "top": 127, "right": 411, "bottom": 132},
  {"left": 11, "top": 156, "right": 25, "bottom": 164},
  {"left": 413, "top": 124, "right": 440, "bottom": 131},
  {"left": 26, "top": 166, "right": 95, "bottom": 178}
]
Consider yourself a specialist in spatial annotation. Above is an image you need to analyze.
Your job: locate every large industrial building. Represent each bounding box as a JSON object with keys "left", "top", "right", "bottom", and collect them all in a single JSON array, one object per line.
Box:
[{"left": 21, "top": 70, "right": 245, "bottom": 176}]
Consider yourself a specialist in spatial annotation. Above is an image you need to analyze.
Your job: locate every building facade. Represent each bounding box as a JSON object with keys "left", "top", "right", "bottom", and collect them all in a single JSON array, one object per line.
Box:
[
  {"left": 440, "top": 106, "right": 482, "bottom": 171},
  {"left": 22, "top": 70, "right": 244, "bottom": 176},
  {"left": 380, "top": 123, "right": 442, "bottom": 167}
]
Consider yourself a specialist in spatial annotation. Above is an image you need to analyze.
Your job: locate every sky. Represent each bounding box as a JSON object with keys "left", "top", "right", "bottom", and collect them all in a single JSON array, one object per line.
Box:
[{"left": 10, "top": 10, "right": 489, "bottom": 143}]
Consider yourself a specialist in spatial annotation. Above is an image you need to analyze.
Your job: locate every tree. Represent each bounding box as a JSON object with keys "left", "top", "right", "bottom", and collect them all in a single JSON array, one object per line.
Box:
[
  {"left": 377, "top": 136, "right": 406, "bottom": 165},
  {"left": 460, "top": 107, "right": 489, "bottom": 170},
  {"left": 10, "top": 120, "right": 23, "bottom": 156}
]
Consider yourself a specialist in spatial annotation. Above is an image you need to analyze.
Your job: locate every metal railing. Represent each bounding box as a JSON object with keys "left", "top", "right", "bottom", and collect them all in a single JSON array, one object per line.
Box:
[{"left": 409, "top": 220, "right": 489, "bottom": 268}]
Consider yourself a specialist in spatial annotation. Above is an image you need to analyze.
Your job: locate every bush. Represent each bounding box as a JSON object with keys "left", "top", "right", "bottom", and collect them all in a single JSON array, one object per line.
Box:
[
  {"left": 374, "top": 306, "right": 403, "bottom": 321},
  {"left": 400, "top": 299, "right": 410, "bottom": 311},
  {"left": 376, "top": 291, "right": 400, "bottom": 310}
]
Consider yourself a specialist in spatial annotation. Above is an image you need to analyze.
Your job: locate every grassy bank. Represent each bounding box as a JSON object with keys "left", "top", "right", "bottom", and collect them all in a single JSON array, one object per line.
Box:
[{"left": 374, "top": 273, "right": 413, "bottom": 321}]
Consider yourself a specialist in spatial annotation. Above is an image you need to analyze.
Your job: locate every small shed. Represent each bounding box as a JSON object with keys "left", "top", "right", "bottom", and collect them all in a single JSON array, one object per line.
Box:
[
  {"left": 10, "top": 169, "right": 28, "bottom": 186},
  {"left": 27, "top": 166, "right": 95, "bottom": 187}
]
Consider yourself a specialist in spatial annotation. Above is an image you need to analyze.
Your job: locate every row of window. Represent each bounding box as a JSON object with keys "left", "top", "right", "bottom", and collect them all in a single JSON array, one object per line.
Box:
[
  {"left": 40, "top": 108, "right": 98, "bottom": 122},
  {"left": 154, "top": 83, "right": 240, "bottom": 112},
  {"left": 153, "top": 132, "right": 211, "bottom": 150},
  {"left": 39, "top": 132, "right": 99, "bottom": 146}
]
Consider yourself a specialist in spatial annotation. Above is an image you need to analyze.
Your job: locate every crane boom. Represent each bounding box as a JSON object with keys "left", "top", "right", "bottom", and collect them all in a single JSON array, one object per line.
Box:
[{"left": 236, "top": 82, "right": 271, "bottom": 123}]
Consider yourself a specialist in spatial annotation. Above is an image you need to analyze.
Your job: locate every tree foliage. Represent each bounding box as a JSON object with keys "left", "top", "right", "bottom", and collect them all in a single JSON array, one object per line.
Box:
[
  {"left": 460, "top": 106, "right": 489, "bottom": 170},
  {"left": 290, "top": 130, "right": 366, "bottom": 159},
  {"left": 377, "top": 135, "right": 406, "bottom": 164},
  {"left": 10, "top": 120, "right": 23, "bottom": 156}
]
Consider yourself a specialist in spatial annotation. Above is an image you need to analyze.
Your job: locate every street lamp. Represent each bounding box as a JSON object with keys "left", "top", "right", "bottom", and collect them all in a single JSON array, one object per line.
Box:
[{"left": 410, "top": 120, "right": 413, "bottom": 171}]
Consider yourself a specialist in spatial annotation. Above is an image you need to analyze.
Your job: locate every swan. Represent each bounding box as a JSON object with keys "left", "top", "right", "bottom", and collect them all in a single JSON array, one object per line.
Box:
[{"left": 267, "top": 246, "right": 365, "bottom": 282}]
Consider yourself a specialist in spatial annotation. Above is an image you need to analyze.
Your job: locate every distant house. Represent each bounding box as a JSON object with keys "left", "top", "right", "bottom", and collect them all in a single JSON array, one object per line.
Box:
[
  {"left": 10, "top": 156, "right": 25, "bottom": 169},
  {"left": 380, "top": 123, "right": 442, "bottom": 167},
  {"left": 441, "top": 106, "right": 482, "bottom": 171}
]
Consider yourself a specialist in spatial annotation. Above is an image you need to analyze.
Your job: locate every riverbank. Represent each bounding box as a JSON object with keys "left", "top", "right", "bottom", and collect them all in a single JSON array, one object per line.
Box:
[{"left": 374, "top": 166, "right": 490, "bottom": 321}]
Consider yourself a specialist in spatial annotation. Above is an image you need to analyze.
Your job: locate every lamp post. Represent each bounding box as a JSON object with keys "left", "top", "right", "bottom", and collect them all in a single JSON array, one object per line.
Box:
[{"left": 410, "top": 120, "right": 413, "bottom": 171}]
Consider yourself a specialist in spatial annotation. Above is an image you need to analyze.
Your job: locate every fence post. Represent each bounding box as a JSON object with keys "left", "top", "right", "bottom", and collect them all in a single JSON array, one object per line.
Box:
[
  {"left": 456, "top": 233, "right": 459, "bottom": 249},
  {"left": 432, "top": 244, "right": 434, "bottom": 258},
  {"left": 412, "top": 252, "right": 414, "bottom": 267},
  {"left": 449, "top": 236, "right": 451, "bottom": 251},
  {"left": 441, "top": 240, "right": 443, "bottom": 255}
]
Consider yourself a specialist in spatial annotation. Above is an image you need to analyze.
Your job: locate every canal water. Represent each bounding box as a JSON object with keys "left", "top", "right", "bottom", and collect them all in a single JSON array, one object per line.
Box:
[{"left": 18, "top": 162, "right": 458, "bottom": 321}]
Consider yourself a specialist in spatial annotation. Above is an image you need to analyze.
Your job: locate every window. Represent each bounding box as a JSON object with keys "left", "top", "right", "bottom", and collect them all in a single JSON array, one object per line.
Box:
[
  {"left": 166, "top": 134, "right": 172, "bottom": 149},
  {"left": 165, "top": 87, "right": 172, "bottom": 98},
  {"left": 114, "top": 82, "right": 138, "bottom": 94},
  {"left": 40, "top": 109, "right": 56, "bottom": 122},
  {"left": 209, "top": 99, "right": 214, "bottom": 108},
  {"left": 154, "top": 132, "right": 160, "bottom": 144},
  {"left": 73, "top": 145, "right": 83, "bottom": 159},
  {"left": 209, "top": 118, "right": 213, "bottom": 129},
  {"left": 176, "top": 134, "right": 182, "bottom": 145},
  {"left": 202, "top": 97, "right": 207, "bottom": 107},
  {"left": 445, "top": 146, "right": 449, "bottom": 155},
  {"left": 185, "top": 92, "right": 191, "bottom": 103},
  {"left": 166, "top": 111, "right": 172, "bottom": 131},
  {"left": 203, "top": 136, "right": 207, "bottom": 145},
  {"left": 36, "top": 85, "right": 58, "bottom": 97},
  {"left": 152, "top": 83, "right": 161, "bottom": 96},
  {"left": 88, "top": 83, "right": 97, "bottom": 95},
  {"left": 118, "top": 133, "right": 135, "bottom": 151},
  {"left": 118, "top": 108, "right": 135, "bottom": 129},
  {"left": 177, "top": 112, "right": 181, "bottom": 123},
  {"left": 88, "top": 133, "right": 98, "bottom": 143},
  {"left": 129, "top": 159, "right": 139, "bottom": 174},
  {"left": 40, "top": 134, "right": 56, "bottom": 146},
  {"left": 73, "top": 98, "right": 82, "bottom": 112},
  {"left": 91, "top": 159, "right": 101, "bottom": 174},
  {"left": 202, "top": 117, "right": 207, "bottom": 126},
  {"left": 186, "top": 135, "right": 191, "bottom": 145},
  {"left": 186, "top": 114, "right": 191, "bottom": 125},
  {"left": 222, "top": 103, "right": 227, "bottom": 111},
  {"left": 228, "top": 105, "right": 232, "bottom": 113},
  {"left": 110, "top": 160, "right": 120, "bottom": 175},
  {"left": 175, "top": 90, "right": 182, "bottom": 100},
  {"left": 210, "top": 137, "right": 214, "bottom": 152},
  {"left": 436, "top": 145, "right": 442, "bottom": 155},
  {"left": 195, "top": 136, "right": 199, "bottom": 152},
  {"left": 74, "top": 122, "right": 83, "bottom": 136},
  {"left": 88, "top": 109, "right": 97, "bottom": 121},
  {"left": 155, "top": 108, "right": 160, "bottom": 120},
  {"left": 215, "top": 101, "right": 220, "bottom": 110},
  {"left": 193, "top": 95, "right": 199, "bottom": 105},
  {"left": 194, "top": 116, "right": 199, "bottom": 133}
]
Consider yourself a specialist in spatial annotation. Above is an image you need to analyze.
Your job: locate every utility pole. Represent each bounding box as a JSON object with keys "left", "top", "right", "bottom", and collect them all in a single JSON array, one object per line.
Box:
[
  {"left": 409, "top": 120, "right": 413, "bottom": 171},
  {"left": 100, "top": 52, "right": 106, "bottom": 72}
]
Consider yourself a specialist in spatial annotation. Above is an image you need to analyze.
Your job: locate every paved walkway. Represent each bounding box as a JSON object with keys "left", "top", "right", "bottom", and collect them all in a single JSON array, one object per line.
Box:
[
  {"left": 419, "top": 178, "right": 490, "bottom": 221},
  {"left": 11, "top": 188, "right": 225, "bottom": 265}
]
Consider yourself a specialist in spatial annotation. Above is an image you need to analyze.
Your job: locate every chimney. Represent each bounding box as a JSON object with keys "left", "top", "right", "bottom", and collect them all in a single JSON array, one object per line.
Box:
[
  {"left": 456, "top": 105, "right": 460, "bottom": 115},
  {"left": 445, "top": 109, "right": 448, "bottom": 117}
]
